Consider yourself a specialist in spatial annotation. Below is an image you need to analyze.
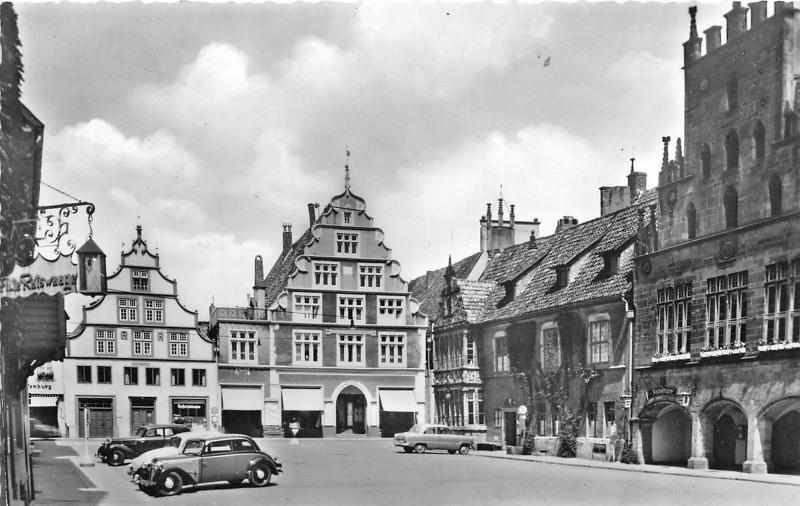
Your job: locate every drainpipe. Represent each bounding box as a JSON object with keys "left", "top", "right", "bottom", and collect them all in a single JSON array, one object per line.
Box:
[{"left": 621, "top": 295, "right": 635, "bottom": 443}]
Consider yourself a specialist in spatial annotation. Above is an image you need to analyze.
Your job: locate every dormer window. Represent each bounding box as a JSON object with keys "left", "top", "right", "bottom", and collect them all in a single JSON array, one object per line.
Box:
[
  {"left": 344, "top": 211, "right": 352, "bottom": 224},
  {"left": 603, "top": 253, "right": 619, "bottom": 277},
  {"left": 132, "top": 270, "right": 149, "bottom": 291},
  {"left": 555, "top": 267, "right": 569, "bottom": 289}
]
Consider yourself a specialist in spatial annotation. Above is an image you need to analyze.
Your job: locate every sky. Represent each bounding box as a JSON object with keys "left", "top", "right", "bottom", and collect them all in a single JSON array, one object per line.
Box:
[{"left": 13, "top": 0, "right": 733, "bottom": 323}]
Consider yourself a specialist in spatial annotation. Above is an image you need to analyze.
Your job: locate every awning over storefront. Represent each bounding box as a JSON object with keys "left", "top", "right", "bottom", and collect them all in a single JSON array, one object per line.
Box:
[
  {"left": 379, "top": 390, "right": 417, "bottom": 412},
  {"left": 29, "top": 395, "right": 59, "bottom": 408},
  {"left": 281, "top": 388, "right": 323, "bottom": 411},
  {"left": 221, "top": 387, "right": 263, "bottom": 411}
]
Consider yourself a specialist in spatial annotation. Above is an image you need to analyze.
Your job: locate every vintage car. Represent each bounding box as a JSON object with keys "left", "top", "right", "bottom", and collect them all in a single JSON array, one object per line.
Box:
[
  {"left": 97, "top": 424, "right": 191, "bottom": 466},
  {"left": 393, "top": 423, "right": 475, "bottom": 454},
  {"left": 29, "top": 418, "right": 60, "bottom": 439},
  {"left": 140, "top": 434, "right": 282, "bottom": 496},
  {"left": 128, "top": 430, "right": 220, "bottom": 483}
]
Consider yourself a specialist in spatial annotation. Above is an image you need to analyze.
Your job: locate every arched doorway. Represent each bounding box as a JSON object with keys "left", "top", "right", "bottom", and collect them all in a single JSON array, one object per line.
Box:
[
  {"left": 640, "top": 401, "right": 691, "bottom": 466},
  {"left": 702, "top": 400, "right": 747, "bottom": 470},
  {"left": 336, "top": 385, "right": 367, "bottom": 435},
  {"left": 762, "top": 397, "right": 800, "bottom": 475}
]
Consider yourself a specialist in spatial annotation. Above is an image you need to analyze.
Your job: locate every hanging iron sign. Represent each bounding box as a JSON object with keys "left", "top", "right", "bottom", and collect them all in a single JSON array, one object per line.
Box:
[{"left": 0, "top": 254, "right": 77, "bottom": 298}]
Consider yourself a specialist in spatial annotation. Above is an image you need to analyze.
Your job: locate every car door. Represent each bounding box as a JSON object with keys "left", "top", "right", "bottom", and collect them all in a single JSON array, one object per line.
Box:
[
  {"left": 200, "top": 440, "right": 235, "bottom": 483},
  {"left": 231, "top": 439, "right": 258, "bottom": 480}
]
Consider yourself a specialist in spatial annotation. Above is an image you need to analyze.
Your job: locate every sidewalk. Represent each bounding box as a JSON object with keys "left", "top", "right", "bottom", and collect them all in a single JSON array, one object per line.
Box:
[
  {"left": 29, "top": 440, "right": 106, "bottom": 505},
  {"left": 472, "top": 449, "right": 800, "bottom": 487}
]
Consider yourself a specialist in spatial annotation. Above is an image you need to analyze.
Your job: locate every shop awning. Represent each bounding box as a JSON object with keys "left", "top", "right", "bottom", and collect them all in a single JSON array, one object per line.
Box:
[
  {"left": 29, "top": 395, "right": 59, "bottom": 408},
  {"left": 221, "top": 387, "right": 263, "bottom": 411},
  {"left": 281, "top": 388, "right": 323, "bottom": 411},
  {"left": 379, "top": 390, "right": 417, "bottom": 412}
]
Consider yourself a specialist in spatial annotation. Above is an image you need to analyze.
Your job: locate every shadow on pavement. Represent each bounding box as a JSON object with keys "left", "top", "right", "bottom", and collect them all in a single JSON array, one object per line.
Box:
[{"left": 31, "top": 440, "right": 106, "bottom": 505}]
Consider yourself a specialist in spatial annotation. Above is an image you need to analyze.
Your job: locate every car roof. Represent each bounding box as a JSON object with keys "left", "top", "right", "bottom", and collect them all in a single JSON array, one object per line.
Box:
[
  {"left": 171, "top": 431, "right": 221, "bottom": 440},
  {"left": 136, "top": 424, "right": 190, "bottom": 430},
  {"left": 202, "top": 434, "right": 257, "bottom": 443}
]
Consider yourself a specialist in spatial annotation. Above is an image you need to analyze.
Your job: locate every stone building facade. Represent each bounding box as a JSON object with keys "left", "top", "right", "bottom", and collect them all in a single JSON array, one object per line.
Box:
[
  {"left": 631, "top": 2, "right": 800, "bottom": 474},
  {"left": 210, "top": 175, "right": 427, "bottom": 438}
]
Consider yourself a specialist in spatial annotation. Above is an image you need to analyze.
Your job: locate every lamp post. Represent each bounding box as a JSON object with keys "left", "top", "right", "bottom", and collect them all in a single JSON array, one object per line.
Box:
[{"left": 79, "top": 408, "right": 94, "bottom": 467}]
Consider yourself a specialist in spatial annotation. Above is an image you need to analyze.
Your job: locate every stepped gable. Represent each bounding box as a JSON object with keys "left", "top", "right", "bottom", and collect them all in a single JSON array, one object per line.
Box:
[
  {"left": 259, "top": 228, "right": 314, "bottom": 308},
  {"left": 408, "top": 252, "right": 482, "bottom": 320}
]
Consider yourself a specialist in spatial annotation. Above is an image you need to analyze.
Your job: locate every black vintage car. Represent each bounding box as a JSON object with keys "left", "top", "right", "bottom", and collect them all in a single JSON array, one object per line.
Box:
[
  {"left": 97, "top": 424, "right": 191, "bottom": 466},
  {"left": 140, "top": 434, "right": 282, "bottom": 497}
]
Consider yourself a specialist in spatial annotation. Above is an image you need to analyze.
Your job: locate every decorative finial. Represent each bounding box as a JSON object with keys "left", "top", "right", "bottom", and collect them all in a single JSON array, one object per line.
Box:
[
  {"left": 689, "top": 6, "right": 698, "bottom": 39},
  {"left": 630, "top": 157, "right": 636, "bottom": 174},
  {"left": 661, "top": 136, "right": 671, "bottom": 170},
  {"left": 136, "top": 224, "right": 143, "bottom": 238},
  {"left": 344, "top": 146, "right": 351, "bottom": 191}
]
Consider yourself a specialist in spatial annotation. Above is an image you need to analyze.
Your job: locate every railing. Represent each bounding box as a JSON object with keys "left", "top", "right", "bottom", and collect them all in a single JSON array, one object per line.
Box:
[{"left": 210, "top": 306, "right": 268, "bottom": 327}]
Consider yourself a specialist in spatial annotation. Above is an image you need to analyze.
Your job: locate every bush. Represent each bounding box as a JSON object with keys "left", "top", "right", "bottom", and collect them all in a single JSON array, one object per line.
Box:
[
  {"left": 556, "top": 414, "right": 580, "bottom": 458},
  {"left": 620, "top": 440, "right": 640, "bottom": 464},
  {"left": 521, "top": 432, "right": 536, "bottom": 455}
]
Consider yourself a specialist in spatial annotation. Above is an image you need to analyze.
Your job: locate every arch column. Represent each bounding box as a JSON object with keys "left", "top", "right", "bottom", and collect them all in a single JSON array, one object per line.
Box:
[
  {"left": 687, "top": 410, "right": 708, "bottom": 469},
  {"left": 742, "top": 411, "right": 768, "bottom": 474},
  {"left": 630, "top": 418, "right": 645, "bottom": 464}
]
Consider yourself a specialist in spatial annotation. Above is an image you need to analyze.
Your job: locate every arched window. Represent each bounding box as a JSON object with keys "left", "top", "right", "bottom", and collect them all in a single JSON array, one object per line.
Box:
[
  {"left": 701, "top": 144, "right": 712, "bottom": 179},
  {"left": 753, "top": 121, "right": 766, "bottom": 163},
  {"left": 725, "top": 129, "right": 739, "bottom": 170},
  {"left": 724, "top": 185, "right": 738, "bottom": 228},
  {"left": 769, "top": 174, "right": 782, "bottom": 216},
  {"left": 726, "top": 75, "right": 738, "bottom": 111},
  {"left": 687, "top": 202, "right": 697, "bottom": 239}
]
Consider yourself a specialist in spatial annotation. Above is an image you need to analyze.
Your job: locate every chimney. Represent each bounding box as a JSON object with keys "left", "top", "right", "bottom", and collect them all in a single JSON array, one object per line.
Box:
[
  {"left": 307, "top": 203, "right": 317, "bottom": 227},
  {"left": 486, "top": 203, "right": 492, "bottom": 228},
  {"left": 254, "top": 255, "right": 264, "bottom": 285},
  {"left": 497, "top": 198, "right": 504, "bottom": 226},
  {"left": 627, "top": 158, "right": 647, "bottom": 204},
  {"left": 509, "top": 204, "right": 515, "bottom": 229},
  {"left": 775, "top": 2, "right": 788, "bottom": 15},
  {"left": 705, "top": 26, "right": 722, "bottom": 52},
  {"left": 725, "top": 2, "right": 749, "bottom": 41},
  {"left": 282, "top": 223, "right": 292, "bottom": 253},
  {"left": 528, "top": 230, "right": 537, "bottom": 249},
  {"left": 683, "top": 6, "right": 703, "bottom": 65},
  {"left": 749, "top": 1, "right": 767, "bottom": 25},
  {"left": 555, "top": 216, "right": 578, "bottom": 233}
]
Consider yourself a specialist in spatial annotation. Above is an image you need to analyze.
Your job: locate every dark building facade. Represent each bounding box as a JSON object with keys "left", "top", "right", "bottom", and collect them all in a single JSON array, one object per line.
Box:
[{"left": 631, "top": 2, "right": 800, "bottom": 474}]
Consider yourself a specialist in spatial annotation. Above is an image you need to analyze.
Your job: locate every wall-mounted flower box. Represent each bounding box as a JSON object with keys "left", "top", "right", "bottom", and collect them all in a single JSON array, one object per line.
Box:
[
  {"left": 757, "top": 342, "right": 800, "bottom": 352},
  {"left": 699, "top": 346, "right": 746, "bottom": 358},
  {"left": 651, "top": 352, "right": 690, "bottom": 363}
]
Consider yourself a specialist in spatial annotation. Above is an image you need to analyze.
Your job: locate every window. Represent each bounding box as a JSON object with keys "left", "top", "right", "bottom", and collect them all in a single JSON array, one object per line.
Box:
[
  {"left": 587, "top": 402, "right": 598, "bottom": 437},
  {"left": 604, "top": 402, "right": 616, "bottom": 437},
  {"left": 124, "top": 367, "right": 138, "bottom": 385},
  {"left": 343, "top": 211, "right": 351, "bottom": 224},
  {"left": 657, "top": 283, "right": 693, "bottom": 355},
  {"left": 337, "top": 334, "right": 364, "bottom": 366},
  {"left": 118, "top": 297, "right": 138, "bottom": 321},
  {"left": 168, "top": 332, "right": 189, "bottom": 357},
  {"left": 77, "top": 365, "right": 92, "bottom": 383},
  {"left": 377, "top": 297, "right": 404, "bottom": 323},
  {"left": 95, "top": 329, "right": 116, "bottom": 355},
  {"left": 493, "top": 408, "right": 503, "bottom": 428},
  {"left": 724, "top": 185, "right": 738, "bottom": 228},
  {"left": 769, "top": 174, "right": 782, "bottom": 216},
  {"left": 725, "top": 129, "right": 739, "bottom": 170},
  {"left": 541, "top": 324, "right": 561, "bottom": 369},
  {"left": 380, "top": 333, "right": 405, "bottom": 365},
  {"left": 337, "top": 295, "right": 364, "bottom": 324},
  {"left": 230, "top": 331, "right": 257, "bottom": 363},
  {"left": 465, "top": 334, "right": 476, "bottom": 365},
  {"left": 132, "top": 330, "right": 153, "bottom": 357},
  {"left": 764, "top": 262, "right": 794, "bottom": 344},
  {"left": 754, "top": 121, "right": 766, "bottom": 162},
  {"left": 588, "top": 318, "right": 610, "bottom": 364},
  {"left": 97, "top": 366, "right": 112, "bottom": 384},
  {"left": 132, "top": 270, "right": 149, "bottom": 291},
  {"left": 144, "top": 299, "right": 164, "bottom": 323},
  {"left": 145, "top": 367, "right": 160, "bottom": 386},
  {"left": 336, "top": 232, "right": 358, "bottom": 255},
  {"left": 706, "top": 272, "right": 748, "bottom": 348},
  {"left": 192, "top": 368, "right": 206, "bottom": 386},
  {"left": 293, "top": 293, "right": 321, "bottom": 322},
  {"left": 701, "top": 144, "right": 712, "bottom": 179},
  {"left": 726, "top": 75, "right": 738, "bottom": 111},
  {"left": 687, "top": 202, "right": 697, "bottom": 239},
  {"left": 313, "top": 261, "right": 339, "bottom": 287},
  {"left": 465, "top": 390, "right": 484, "bottom": 425},
  {"left": 359, "top": 264, "right": 383, "bottom": 289},
  {"left": 494, "top": 336, "right": 509, "bottom": 372},
  {"left": 170, "top": 368, "right": 185, "bottom": 386},
  {"left": 293, "top": 331, "right": 321, "bottom": 365}
]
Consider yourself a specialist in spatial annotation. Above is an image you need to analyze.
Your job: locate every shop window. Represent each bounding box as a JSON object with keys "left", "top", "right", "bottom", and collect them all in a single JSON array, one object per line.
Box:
[
  {"left": 725, "top": 130, "right": 739, "bottom": 170},
  {"left": 124, "top": 367, "right": 138, "bottom": 385},
  {"left": 701, "top": 144, "right": 712, "bottom": 179},
  {"left": 95, "top": 329, "right": 116, "bottom": 355},
  {"left": 170, "top": 368, "right": 185, "bottom": 386},
  {"left": 191, "top": 369, "right": 206, "bottom": 387},
  {"left": 173, "top": 400, "right": 206, "bottom": 427},
  {"left": 753, "top": 121, "right": 766, "bottom": 162},
  {"left": 656, "top": 283, "right": 693, "bottom": 356},
  {"left": 541, "top": 323, "right": 561, "bottom": 369},
  {"left": 706, "top": 271, "right": 748, "bottom": 348},
  {"left": 168, "top": 332, "right": 189, "bottom": 357},
  {"left": 379, "top": 333, "right": 405, "bottom": 366},
  {"left": 144, "top": 299, "right": 164, "bottom": 323},
  {"left": 145, "top": 367, "right": 160, "bottom": 386},
  {"left": 97, "top": 366, "right": 112, "bottom": 384},
  {"left": 687, "top": 202, "right": 697, "bottom": 239},
  {"left": 724, "top": 185, "right": 738, "bottom": 228},
  {"left": 293, "top": 331, "right": 321, "bottom": 365},
  {"left": 77, "top": 365, "right": 92, "bottom": 383},
  {"left": 132, "top": 270, "right": 149, "bottom": 291},
  {"left": 494, "top": 336, "right": 509, "bottom": 372},
  {"left": 769, "top": 174, "right": 782, "bottom": 216}
]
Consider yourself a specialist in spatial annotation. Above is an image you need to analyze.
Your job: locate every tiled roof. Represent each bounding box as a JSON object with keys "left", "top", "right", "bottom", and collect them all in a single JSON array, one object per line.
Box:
[
  {"left": 260, "top": 228, "right": 314, "bottom": 308},
  {"left": 455, "top": 279, "right": 496, "bottom": 323},
  {"left": 408, "top": 252, "right": 481, "bottom": 321}
]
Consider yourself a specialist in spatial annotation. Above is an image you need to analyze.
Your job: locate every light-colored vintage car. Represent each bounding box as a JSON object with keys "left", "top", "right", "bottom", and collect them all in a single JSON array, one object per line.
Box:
[
  {"left": 128, "top": 430, "right": 220, "bottom": 483},
  {"left": 393, "top": 423, "right": 475, "bottom": 454},
  {"left": 140, "top": 434, "right": 282, "bottom": 497}
]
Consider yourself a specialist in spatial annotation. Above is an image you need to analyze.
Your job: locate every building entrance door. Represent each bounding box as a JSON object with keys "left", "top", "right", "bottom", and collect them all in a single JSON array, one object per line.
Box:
[
  {"left": 336, "top": 386, "right": 366, "bottom": 434},
  {"left": 78, "top": 398, "right": 113, "bottom": 437},
  {"left": 504, "top": 411, "right": 517, "bottom": 446},
  {"left": 130, "top": 397, "right": 156, "bottom": 435}
]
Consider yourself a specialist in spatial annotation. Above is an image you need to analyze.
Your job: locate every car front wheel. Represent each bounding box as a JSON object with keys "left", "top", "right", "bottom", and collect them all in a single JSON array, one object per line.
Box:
[
  {"left": 250, "top": 462, "right": 272, "bottom": 487},
  {"left": 458, "top": 445, "right": 470, "bottom": 455},
  {"left": 108, "top": 450, "right": 125, "bottom": 466},
  {"left": 158, "top": 471, "right": 183, "bottom": 497},
  {"left": 413, "top": 444, "right": 426, "bottom": 454}
]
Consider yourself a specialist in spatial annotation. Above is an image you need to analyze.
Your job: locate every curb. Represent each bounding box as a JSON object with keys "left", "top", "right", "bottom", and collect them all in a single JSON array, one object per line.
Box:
[{"left": 474, "top": 451, "right": 800, "bottom": 487}]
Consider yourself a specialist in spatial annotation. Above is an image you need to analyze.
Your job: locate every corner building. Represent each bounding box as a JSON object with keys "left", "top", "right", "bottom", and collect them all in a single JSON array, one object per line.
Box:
[
  {"left": 632, "top": 2, "right": 800, "bottom": 474},
  {"left": 210, "top": 179, "right": 427, "bottom": 438}
]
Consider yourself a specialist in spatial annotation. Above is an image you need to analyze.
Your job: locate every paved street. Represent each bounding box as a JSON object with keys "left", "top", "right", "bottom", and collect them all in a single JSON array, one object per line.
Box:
[{"left": 30, "top": 438, "right": 800, "bottom": 506}]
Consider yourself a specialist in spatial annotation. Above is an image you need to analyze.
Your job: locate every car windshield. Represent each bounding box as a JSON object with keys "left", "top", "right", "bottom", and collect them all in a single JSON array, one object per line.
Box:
[
  {"left": 166, "top": 436, "right": 181, "bottom": 448},
  {"left": 134, "top": 427, "right": 147, "bottom": 437},
  {"left": 407, "top": 425, "right": 424, "bottom": 434},
  {"left": 182, "top": 440, "right": 203, "bottom": 455}
]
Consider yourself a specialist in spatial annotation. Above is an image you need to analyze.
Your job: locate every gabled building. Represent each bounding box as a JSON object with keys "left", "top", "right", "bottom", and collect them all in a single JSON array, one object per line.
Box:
[
  {"left": 210, "top": 174, "right": 428, "bottom": 438},
  {"left": 412, "top": 172, "right": 652, "bottom": 459},
  {"left": 63, "top": 226, "right": 218, "bottom": 437},
  {"left": 631, "top": 2, "right": 800, "bottom": 474}
]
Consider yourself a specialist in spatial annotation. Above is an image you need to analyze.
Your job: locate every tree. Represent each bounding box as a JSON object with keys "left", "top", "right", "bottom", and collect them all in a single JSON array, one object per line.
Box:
[{"left": 506, "top": 320, "right": 537, "bottom": 435}]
